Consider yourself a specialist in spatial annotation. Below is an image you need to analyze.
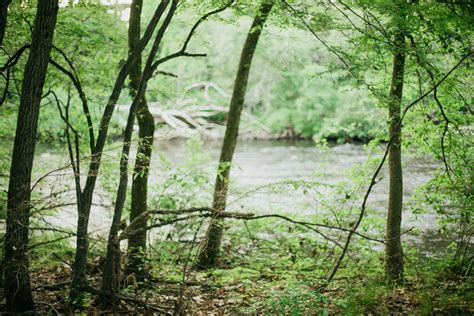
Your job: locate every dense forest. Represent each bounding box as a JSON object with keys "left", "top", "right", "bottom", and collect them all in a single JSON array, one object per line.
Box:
[{"left": 0, "top": 0, "right": 472, "bottom": 314}]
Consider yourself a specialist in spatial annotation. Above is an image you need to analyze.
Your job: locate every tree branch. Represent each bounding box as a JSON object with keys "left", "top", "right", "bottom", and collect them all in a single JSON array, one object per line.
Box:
[
  {"left": 52, "top": 45, "right": 95, "bottom": 153},
  {"left": 150, "top": 0, "right": 235, "bottom": 70},
  {"left": 49, "top": 57, "right": 94, "bottom": 154}
]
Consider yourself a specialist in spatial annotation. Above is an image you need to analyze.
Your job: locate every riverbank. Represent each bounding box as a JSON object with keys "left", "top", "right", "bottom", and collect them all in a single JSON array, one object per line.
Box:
[{"left": 145, "top": 124, "right": 375, "bottom": 143}]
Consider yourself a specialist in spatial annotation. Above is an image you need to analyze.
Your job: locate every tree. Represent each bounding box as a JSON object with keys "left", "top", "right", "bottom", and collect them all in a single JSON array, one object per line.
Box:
[
  {"left": 4, "top": 0, "right": 59, "bottom": 313},
  {"left": 126, "top": 0, "right": 155, "bottom": 280},
  {"left": 385, "top": 23, "right": 406, "bottom": 281},
  {"left": 70, "top": 0, "right": 171, "bottom": 303},
  {"left": 197, "top": 0, "right": 274, "bottom": 269},
  {"left": 0, "top": 0, "right": 12, "bottom": 46},
  {"left": 100, "top": 1, "right": 178, "bottom": 305},
  {"left": 100, "top": 0, "right": 235, "bottom": 303}
]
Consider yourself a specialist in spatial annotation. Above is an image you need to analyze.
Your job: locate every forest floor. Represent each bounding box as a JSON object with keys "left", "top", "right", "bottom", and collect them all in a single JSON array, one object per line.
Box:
[{"left": 31, "top": 256, "right": 473, "bottom": 315}]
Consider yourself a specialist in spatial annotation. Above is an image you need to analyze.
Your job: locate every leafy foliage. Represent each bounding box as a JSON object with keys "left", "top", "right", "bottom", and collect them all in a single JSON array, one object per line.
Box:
[{"left": 0, "top": 0, "right": 472, "bottom": 314}]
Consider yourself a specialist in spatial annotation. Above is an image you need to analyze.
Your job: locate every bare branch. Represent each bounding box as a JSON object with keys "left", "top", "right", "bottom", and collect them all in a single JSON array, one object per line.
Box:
[
  {"left": 49, "top": 57, "right": 94, "bottom": 154},
  {"left": 52, "top": 45, "right": 95, "bottom": 153},
  {"left": 151, "top": 0, "right": 235, "bottom": 70},
  {"left": 0, "top": 44, "right": 30, "bottom": 106}
]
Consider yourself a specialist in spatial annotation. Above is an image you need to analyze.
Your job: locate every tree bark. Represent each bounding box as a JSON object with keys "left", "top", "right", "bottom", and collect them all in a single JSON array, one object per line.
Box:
[
  {"left": 100, "top": 1, "right": 177, "bottom": 307},
  {"left": 125, "top": 0, "right": 155, "bottom": 280},
  {"left": 70, "top": 0, "right": 170, "bottom": 303},
  {"left": 386, "top": 28, "right": 406, "bottom": 281},
  {"left": 197, "top": 1, "right": 273, "bottom": 269},
  {"left": 4, "top": 0, "right": 58, "bottom": 313},
  {"left": 0, "top": 0, "right": 12, "bottom": 46}
]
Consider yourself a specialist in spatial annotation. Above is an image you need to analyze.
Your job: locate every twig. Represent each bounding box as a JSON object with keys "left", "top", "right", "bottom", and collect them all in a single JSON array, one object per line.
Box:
[
  {"left": 280, "top": 0, "right": 350, "bottom": 68},
  {"left": 28, "top": 234, "right": 74, "bottom": 250},
  {"left": 0, "top": 44, "right": 31, "bottom": 106},
  {"left": 34, "top": 301, "right": 61, "bottom": 315},
  {"left": 32, "top": 281, "right": 70, "bottom": 292},
  {"left": 176, "top": 218, "right": 205, "bottom": 313},
  {"left": 52, "top": 45, "right": 95, "bottom": 153},
  {"left": 150, "top": 0, "right": 235, "bottom": 70}
]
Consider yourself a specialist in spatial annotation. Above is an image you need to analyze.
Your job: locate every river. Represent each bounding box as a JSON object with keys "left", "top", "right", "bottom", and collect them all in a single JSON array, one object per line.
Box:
[{"left": 32, "top": 139, "right": 453, "bottom": 258}]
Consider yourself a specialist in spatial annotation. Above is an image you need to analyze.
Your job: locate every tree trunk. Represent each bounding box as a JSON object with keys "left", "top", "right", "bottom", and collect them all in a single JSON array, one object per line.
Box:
[
  {"left": 100, "top": 1, "right": 177, "bottom": 307},
  {"left": 0, "top": 0, "right": 11, "bottom": 46},
  {"left": 125, "top": 0, "right": 155, "bottom": 280},
  {"left": 386, "top": 28, "right": 406, "bottom": 282},
  {"left": 197, "top": 1, "right": 273, "bottom": 269},
  {"left": 4, "top": 0, "right": 58, "bottom": 313},
  {"left": 69, "top": 1, "right": 170, "bottom": 303}
]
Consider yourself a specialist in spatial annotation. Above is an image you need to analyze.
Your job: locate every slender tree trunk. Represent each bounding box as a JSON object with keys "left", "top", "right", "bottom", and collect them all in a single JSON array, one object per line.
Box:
[
  {"left": 4, "top": 0, "right": 58, "bottom": 313},
  {"left": 125, "top": 0, "right": 155, "bottom": 280},
  {"left": 386, "top": 28, "right": 406, "bottom": 282},
  {"left": 100, "top": 1, "right": 177, "bottom": 307},
  {"left": 197, "top": 1, "right": 273, "bottom": 269},
  {"left": 70, "top": 0, "right": 170, "bottom": 303},
  {"left": 0, "top": 0, "right": 11, "bottom": 46}
]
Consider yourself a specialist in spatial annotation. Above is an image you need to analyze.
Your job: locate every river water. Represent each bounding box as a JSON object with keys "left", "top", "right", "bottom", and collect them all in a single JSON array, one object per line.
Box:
[
  {"left": 33, "top": 139, "right": 453, "bottom": 257},
  {"left": 154, "top": 139, "right": 454, "bottom": 256}
]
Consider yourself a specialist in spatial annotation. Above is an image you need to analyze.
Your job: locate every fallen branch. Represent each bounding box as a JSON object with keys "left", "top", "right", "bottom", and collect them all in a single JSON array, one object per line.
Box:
[
  {"left": 32, "top": 281, "right": 70, "bottom": 292},
  {"left": 85, "top": 285, "right": 174, "bottom": 314},
  {"left": 121, "top": 208, "right": 410, "bottom": 245}
]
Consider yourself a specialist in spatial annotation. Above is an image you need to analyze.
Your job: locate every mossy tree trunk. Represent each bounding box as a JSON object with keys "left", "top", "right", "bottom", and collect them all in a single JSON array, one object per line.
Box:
[
  {"left": 386, "top": 17, "right": 406, "bottom": 282},
  {"left": 4, "top": 0, "right": 58, "bottom": 313},
  {"left": 125, "top": 0, "right": 156, "bottom": 281},
  {"left": 197, "top": 0, "right": 274, "bottom": 269}
]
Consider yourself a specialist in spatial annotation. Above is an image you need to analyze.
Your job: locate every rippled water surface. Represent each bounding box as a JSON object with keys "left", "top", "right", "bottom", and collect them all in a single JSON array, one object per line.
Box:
[
  {"left": 152, "top": 139, "right": 450, "bottom": 256},
  {"left": 33, "top": 139, "right": 454, "bottom": 256}
]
